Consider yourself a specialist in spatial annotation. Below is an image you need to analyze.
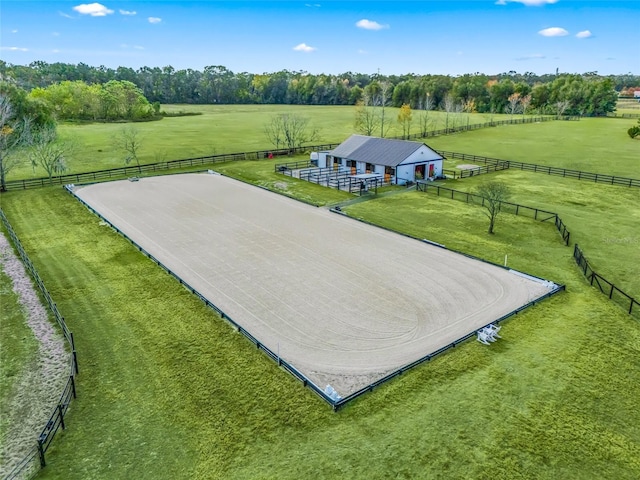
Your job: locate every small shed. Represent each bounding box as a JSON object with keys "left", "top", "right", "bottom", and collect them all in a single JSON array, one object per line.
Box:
[{"left": 319, "top": 135, "right": 444, "bottom": 185}]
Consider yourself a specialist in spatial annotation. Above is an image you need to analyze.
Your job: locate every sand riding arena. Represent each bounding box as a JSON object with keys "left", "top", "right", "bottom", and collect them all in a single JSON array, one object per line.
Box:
[{"left": 71, "top": 173, "right": 561, "bottom": 404}]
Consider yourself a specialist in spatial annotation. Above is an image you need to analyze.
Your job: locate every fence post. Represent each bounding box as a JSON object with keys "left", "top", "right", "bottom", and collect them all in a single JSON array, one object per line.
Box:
[
  {"left": 58, "top": 404, "right": 66, "bottom": 430},
  {"left": 37, "top": 436, "right": 46, "bottom": 468}
]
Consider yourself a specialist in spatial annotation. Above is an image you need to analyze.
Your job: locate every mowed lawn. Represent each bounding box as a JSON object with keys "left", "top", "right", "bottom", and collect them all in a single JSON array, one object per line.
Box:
[{"left": 1, "top": 111, "right": 640, "bottom": 479}]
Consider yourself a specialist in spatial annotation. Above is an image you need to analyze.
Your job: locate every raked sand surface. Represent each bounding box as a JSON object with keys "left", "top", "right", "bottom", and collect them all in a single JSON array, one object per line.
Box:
[{"left": 74, "top": 173, "right": 555, "bottom": 396}]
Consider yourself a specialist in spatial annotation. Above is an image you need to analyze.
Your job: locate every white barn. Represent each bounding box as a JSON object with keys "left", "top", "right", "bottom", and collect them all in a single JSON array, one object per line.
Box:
[{"left": 316, "top": 135, "right": 444, "bottom": 185}]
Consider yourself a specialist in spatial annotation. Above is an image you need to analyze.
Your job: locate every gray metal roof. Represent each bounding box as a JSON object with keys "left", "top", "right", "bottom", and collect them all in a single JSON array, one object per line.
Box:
[{"left": 331, "top": 135, "right": 443, "bottom": 167}]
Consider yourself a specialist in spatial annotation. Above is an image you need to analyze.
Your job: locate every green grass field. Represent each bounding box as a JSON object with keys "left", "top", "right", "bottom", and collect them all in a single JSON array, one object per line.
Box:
[
  {"left": 428, "top": 118, "right": 640, "bottom": 177},
  {"left": 427, "top": 172, "right": 640, "bottom": 296},
  {"left": 1, "top": 109, "right": 640, "bottom": 479},
  {"left": 9, "top": 105, "right": 503, "bottom": 181}
]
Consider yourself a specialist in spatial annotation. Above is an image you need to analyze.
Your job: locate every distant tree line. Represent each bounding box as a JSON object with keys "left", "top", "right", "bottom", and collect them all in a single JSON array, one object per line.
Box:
[{"left": 1, "top": 61, "right": 636, "bottom": 117}]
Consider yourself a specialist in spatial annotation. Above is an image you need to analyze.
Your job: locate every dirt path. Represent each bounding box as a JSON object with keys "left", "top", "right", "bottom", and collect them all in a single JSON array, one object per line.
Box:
[{"left": 0, "top": 233, "right": 70, "bottom": 477}]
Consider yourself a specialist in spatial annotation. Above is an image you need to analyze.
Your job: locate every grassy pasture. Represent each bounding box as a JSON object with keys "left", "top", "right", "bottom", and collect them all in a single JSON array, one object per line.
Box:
[
  {"left": 428, "top": 118, "right": 640, "bottom": 178},
  {"left": 2, "top": 110, "right": 640, "bottom": 478},
  {"left": 10, "top": 105, "right": 497, "bottom": 181}
]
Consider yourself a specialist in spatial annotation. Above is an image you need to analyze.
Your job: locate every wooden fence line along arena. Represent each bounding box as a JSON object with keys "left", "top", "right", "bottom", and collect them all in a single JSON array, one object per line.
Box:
[{"left": 0, "top": 210, "right": 79, "bottom": 480}]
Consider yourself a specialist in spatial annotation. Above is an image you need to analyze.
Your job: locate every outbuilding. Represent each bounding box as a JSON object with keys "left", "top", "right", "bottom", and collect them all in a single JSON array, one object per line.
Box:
[{"left": 316, "top": 135, "right": 444, "bottom": 185}]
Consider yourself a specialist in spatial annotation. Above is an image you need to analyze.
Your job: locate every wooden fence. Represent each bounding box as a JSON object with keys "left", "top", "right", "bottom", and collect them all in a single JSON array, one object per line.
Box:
[
  {"left": 437, "top": 151, "right": 640, "bottom": 187},
  {"left": 573, "top": 244, "right": 639, "bottom": 318}
]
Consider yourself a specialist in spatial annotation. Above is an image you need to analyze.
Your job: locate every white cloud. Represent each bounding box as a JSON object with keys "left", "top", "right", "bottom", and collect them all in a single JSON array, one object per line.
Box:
[
  {"left": 538, "top": 27, "right": 569, "bottom": 37},
  {"left": 1, "top": 46, "right": 29, "bottom": 52},
  {"left": 119, "top": 9, "right": 136, "bottom": 15},
  {"left": 357, "top": 49, "right": 368, "bottom": 55},
  {"left": 11, "top": 29, "right": 18, "bottom": 33},
  {"left": 73, "top": 3, "right": 114, "bottom": 16},
  {"left": 356, "top": 19, "right": 389, "bottom": 31},
  {"left": 496, "top": 0, "right": 558, "bottom": 5},
  {"left": 59, "top": 11, "right": 74, "bottom": 19},
  {"left": 148, "top": 17, "right": 162, "bottom": 24},
  {"left": 52, "top": 32, "right": 60, "bottom": 36},
  {"left": 293, "top": 43, "right": 316, "bottom": 53},
  {"left": 576, "top": 30, "right": 592, "bottom": 38}
]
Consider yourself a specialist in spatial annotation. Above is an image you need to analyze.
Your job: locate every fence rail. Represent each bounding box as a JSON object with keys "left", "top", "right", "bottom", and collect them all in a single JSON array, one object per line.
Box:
[
  {"left": 415, "top": 183, "right": 571, "bottom": 246},
  {"left": 0, "top": 209, "right": 78, "bottom": 480},
  {"left": 573, "top": 244, "right": 639, "bottom": 318},
  {"left": 395, "top": 115, "right": 563, "bottom": 141},
  {"left": 606, "top": 112, "right": 640, "bottom": 118},
  {"left": 437, "top": 151, "right": 640, "bottom": 187},
  {"left": 442, "top": 161, "right": 510, "bottom": 179},
  {"left": 2, "top": 144, "right": 340, "bottom": 192},
  {"left": 274, "top": 159, "right": 322, "bottom": 173}
]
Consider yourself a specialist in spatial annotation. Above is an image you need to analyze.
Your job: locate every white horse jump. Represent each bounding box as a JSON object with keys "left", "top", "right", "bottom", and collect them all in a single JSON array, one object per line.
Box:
[{"left": 477, "top": 324, "right": 502, "bottom": 345}]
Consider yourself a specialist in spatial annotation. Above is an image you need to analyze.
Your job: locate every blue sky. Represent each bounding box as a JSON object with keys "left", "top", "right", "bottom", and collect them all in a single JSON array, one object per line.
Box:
[{"left": 1, "top": 0, "right": 638, "bottom": 75}]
